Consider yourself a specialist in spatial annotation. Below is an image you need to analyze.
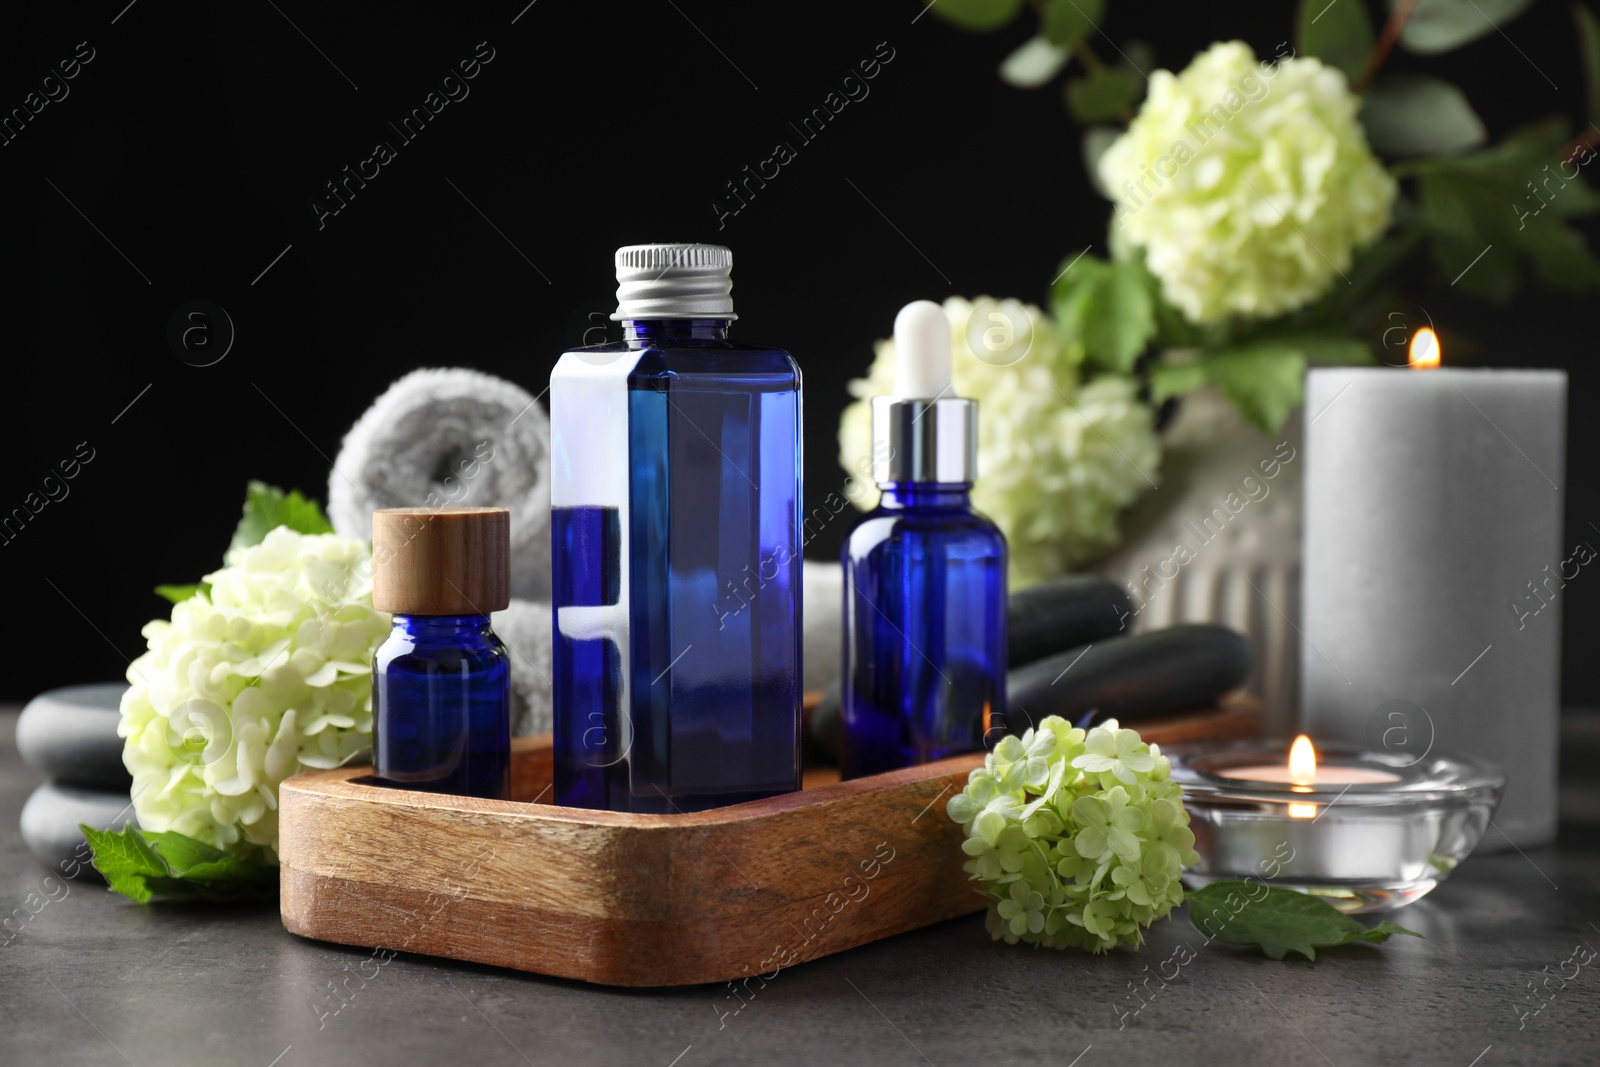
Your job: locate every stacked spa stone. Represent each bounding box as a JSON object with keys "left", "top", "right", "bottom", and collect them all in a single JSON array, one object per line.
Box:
[{"left": 17, "top": 684, "right": 136, "bottom": 879}]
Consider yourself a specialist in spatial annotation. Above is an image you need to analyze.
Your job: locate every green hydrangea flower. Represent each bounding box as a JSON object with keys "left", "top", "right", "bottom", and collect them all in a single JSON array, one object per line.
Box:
[
  {"left": 1098, "top": 41, "right": 1396, "bottom": 324},
  {"left": 838, "top": 297, "right": 1160, "bottom": 585},
  {"left": 993, "top": 730, "right": 1056, "bottom": 791},
  {"left": 948, "top": 718, "right": 1198, "bottom": 952},
  {"left": 997, "top": 881, "right": 1048, "bottom": 937},
  {"left": 1071, "top": 789, "right": 1144, "bottom": 863},
  {"left": 1073, "top": 727, "right": 1157, "bottom": 785}
]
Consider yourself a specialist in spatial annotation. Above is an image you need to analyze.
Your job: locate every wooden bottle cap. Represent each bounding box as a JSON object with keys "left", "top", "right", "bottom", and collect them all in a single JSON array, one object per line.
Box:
[{"left": 372, "top": 507, "right": 510, "bottom": 615}]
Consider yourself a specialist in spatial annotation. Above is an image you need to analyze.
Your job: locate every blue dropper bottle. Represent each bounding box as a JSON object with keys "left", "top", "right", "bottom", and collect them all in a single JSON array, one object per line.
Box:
[{"left": 841, "top": 301, "right": 1008, "bottom": 778}]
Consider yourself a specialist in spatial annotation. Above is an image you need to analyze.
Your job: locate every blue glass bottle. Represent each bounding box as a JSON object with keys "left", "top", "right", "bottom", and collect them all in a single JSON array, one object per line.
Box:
[
  {"left": 371, "top": 507, "right": 512, "bottom": 800},
  {"left": 841, "top": 302, "right": 1007, "bottom": 778},
  {"left": 373, "top": 614, "right": 511, "bottom": 798},
  {"left": 551, "top": 245, "right": 802, "bottom": 813},
  {"left": 842, "top": 486, "right": 1007, "bottom": 777}
]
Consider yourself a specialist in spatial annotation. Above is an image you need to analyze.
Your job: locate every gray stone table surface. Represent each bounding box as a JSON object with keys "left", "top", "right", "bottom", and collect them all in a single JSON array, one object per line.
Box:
[{"left": 3, "top": 706, "right": 1598, "bottom": 1067}]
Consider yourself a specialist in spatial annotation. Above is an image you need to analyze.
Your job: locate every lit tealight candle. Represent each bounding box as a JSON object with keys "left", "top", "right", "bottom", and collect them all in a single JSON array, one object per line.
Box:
[
  {"left": 1219, "top": 736, "right": 1405, "bottom": 820},
  {"left": 1170, "top": 738, "right": 1505, "bottom": 910},
  {"left": 1217, "top": 735, "right": 1402, "bottom": 786}
]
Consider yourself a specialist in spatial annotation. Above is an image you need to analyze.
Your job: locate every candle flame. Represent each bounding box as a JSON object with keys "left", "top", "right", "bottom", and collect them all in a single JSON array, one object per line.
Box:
[
  {"left": 1287, "top": 735, "right": 1318, "bottom": 817},
  {"left": 1409, "top": 327, "right": 1441, "bottom": 370},
  {"left": 1289, "top": 734, "right": 1317, "bottom": 785}
]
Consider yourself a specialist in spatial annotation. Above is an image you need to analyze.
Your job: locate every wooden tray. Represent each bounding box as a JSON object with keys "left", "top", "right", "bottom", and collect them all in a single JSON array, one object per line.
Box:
[{"left": 279, "top": 695, "right": 1260, "bottom": 987}]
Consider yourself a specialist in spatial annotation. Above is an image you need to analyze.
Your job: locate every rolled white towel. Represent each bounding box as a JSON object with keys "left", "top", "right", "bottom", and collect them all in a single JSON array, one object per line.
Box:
[
  {"left": 494, "top": 598, "right": 554, "bottom": 736},
  {"left": 803, "top": 560, "right": 844, "bottom": 694},
  {"left": 329, "top": 368, "right": 552, "bottom": 601}
]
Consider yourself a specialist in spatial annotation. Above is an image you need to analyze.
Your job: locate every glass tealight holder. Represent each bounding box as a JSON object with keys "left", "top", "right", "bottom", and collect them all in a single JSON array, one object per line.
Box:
[{"left": 1167, "top": 742, "right": 1506, "bottom": 913}]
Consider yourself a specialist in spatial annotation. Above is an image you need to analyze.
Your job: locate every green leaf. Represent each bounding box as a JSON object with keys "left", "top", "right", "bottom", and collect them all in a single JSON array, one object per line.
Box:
[
  {"left": 1200, "top": 344, "right": 1308, "bottom": 434},
  {"left": 930, "top": 0, "right": 1024, "bottom": 31},
  {"left": 1050, "top": 251, "right": 1099, "bottom": 307},
  {"left": 154, "top": 582, "right": 212, "bottom": 604},
  {"left": 79, "top": 824, "right": 168, "bottom": 905},
  {"left": 1150, "top": 287, "right": 1209, "bottom": 349},
  {"left": 1395, "top": 0, "right": 1536, "bottom": 54},
  {"left": 1362, "top": 73, "right": 1486, "bottom": 157},
  {"left": 1297, "top": 0, "right": 1375, "bottom": 83},
  {"left": 136, "top": 829, "right": 232, "bottom": 873},
  {"left": 1119, "top": 39, "right": 1157, "bottom": 78},
  {"left": 81, "top": 824, "right": 277, "bottom": 904},
  {"left": 1044, "top": 0, "right": 1106, "bottom": 46},
  {"left": 1053, "top": 256, "right": 1157, "bottom": 373},
  {"left": 1000, "top": 35, "right": 1072, "bottom": 87},
  {"left": 1521, "top": 216, "right": 1600, "bottom": 291},
  {"left": 1083, "top": 265, "right": 1156, "bottom": 373},
  {"left": 1065, "top": 65, "right": 1142, "bottom": 123},
  {"left": 141, "top": 831, "right": 276, "bottom": 890},
  {"left": 1290, "top": 335, "right": 1373, "bottom": 364},
  {"left": 1411, "top": 118, "right": 1600, "bottom": 300},
  {"left": 229, "top": 481, "right": 334, "bottom": 555},
  {"left": 1576, "top": 3, "right": 1600, "bottom": 120},
  {"left": 1347, "top": 919, "right": 1426, "bottom": 945},
  {"left": 1147, "top": 360, "right": 1208, "bottom": 404},
  {"left": 1149, "top": 333, "right": 1368, "bottom": 419},
  {"left": 1322, "top": 226, "right": 1427, "bottom": 321},
  {"left": 1188, "top": 880, "right": 1423, "bottom": 960}
]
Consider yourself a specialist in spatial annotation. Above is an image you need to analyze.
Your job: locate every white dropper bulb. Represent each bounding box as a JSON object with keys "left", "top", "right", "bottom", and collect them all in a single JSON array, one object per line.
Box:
[{"left": 893, "top": 300, "right": 952, "bottom": 400}]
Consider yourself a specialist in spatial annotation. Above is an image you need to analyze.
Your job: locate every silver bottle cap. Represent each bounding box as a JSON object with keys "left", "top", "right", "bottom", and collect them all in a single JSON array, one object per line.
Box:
[
  {"left": 872, "top": 397, "right": 978, "bottom": 485},
  {"left": 612, "top": 243, "right": 737, "bottom": 320}
]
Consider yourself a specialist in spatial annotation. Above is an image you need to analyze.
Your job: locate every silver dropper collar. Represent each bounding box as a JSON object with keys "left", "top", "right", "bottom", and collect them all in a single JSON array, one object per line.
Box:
[
  {"left": 872, "top": 396, "right": 978, "bottom": 485},
  {"left": 611, "top": 243, "right": 738, "bottom": 320}
]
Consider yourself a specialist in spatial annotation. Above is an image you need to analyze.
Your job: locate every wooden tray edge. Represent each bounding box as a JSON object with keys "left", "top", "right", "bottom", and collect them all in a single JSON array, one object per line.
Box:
[{"left": 279, "top": 694, "right": 1261, "bottom": 986}]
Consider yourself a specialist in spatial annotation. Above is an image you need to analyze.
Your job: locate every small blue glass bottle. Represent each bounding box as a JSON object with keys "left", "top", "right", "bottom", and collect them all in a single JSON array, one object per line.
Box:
[
  {"left": 371, "top": 507, "right": 512, "bottom": 799},
  {"left": 550, "top": 244, "right": 802, "bottom": 813},
  {"left": 841, "top": 302, "right": 1007, "bottom": 779}
]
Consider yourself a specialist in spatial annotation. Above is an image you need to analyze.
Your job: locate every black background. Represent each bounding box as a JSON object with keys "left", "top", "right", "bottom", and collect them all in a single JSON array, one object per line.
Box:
[{"left": 4, "top": 1, "right": 1596, "bottom": 704}]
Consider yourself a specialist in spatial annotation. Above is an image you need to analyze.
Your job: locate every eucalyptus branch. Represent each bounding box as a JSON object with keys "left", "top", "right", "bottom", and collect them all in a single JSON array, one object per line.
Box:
[
  {"left": 1066, "top": 39, "right": 1137, "bottom": 123},
  {"left": 1069, "top": 35, "right": 1108, "bottom": 76},
  {"left": 1563, "top": 123, "right": 1600, "bottom": 161},
  {"left": 1358, "top": 0, "right": 1420, "bottom": 92}
]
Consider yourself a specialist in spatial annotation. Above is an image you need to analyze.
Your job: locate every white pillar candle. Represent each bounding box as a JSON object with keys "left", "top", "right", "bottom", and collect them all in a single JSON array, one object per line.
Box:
[{"left": 1300, "top": 351, "right": 1567, "bottom": 848}]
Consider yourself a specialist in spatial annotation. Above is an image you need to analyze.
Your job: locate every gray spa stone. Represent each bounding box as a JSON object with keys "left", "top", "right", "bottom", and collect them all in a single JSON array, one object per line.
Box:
[
  {"left": 15, "top": 683, "right": 130, "bottom": 789},
  {"left": 19, "top": 780, "right": 135, "bottom": 880},
  {"left": 1007, "top": 624, "right": 1254, "bottom": 724},
  {"left": 1006, "top": 574, "right": 1135, "bottom": 667},
  {"left": 812, "top": 624, "right": 1254, "bottom": 763}
]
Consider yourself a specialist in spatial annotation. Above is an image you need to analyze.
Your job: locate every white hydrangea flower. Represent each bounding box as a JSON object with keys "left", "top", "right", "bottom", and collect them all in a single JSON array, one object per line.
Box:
[
  {"left": 1099, "top": 41, "right": 1396, "bottom": 324},
  {"left": 118, "top": 527, "right": 390, "bottom": 864},
  {"left": 838, "top": 297, "right": 1160, "bottom": 584}
]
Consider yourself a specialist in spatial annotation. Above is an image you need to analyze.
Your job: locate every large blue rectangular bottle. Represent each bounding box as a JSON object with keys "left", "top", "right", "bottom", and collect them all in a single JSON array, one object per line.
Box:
[{"left": 550, "top": 244, "right": 802, "bottom": 813}]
